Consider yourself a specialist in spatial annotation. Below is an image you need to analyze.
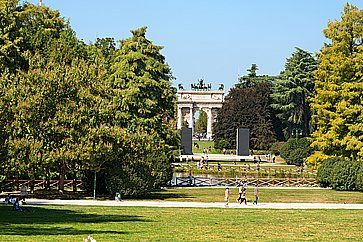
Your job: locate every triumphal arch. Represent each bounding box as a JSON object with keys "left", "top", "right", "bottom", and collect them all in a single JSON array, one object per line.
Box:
[{"left": 177, "top": 80, "right": 224, "bottom": 139}]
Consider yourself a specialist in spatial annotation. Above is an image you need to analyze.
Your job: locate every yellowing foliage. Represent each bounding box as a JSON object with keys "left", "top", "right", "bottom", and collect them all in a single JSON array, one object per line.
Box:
[{"left": 310, "top": 4, "right": 363, "bottom": 162}]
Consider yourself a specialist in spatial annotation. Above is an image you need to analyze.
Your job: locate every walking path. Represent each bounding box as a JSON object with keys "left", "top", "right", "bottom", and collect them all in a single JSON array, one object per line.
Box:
[{"left": 26, "top": 199, "right": 363, "bottom": 210}]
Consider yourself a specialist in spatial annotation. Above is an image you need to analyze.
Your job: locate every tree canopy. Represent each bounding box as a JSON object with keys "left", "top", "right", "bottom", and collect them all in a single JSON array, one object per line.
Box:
[
  {"left": 271, "top": 48, "right": 317, "bottom": 138},
  {"left": 195, "top": 110, "right": 207, "bottom": 134},
  {"left": 214, "top": 76, "right": 276, "bottom": 150},
  {"left": 0, "top": 2, "right": 178, "bottom": 196},
  {"left": 309, "top": 4, "right": 363, "bottom": 162}
]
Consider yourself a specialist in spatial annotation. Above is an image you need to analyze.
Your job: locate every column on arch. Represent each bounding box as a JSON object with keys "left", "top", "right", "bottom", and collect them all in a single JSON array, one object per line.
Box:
[
  {"left": 177, "top": 106, "right": 182, "bottom": 129},
  {"left": 206, "top": 108, "right": 213, "bottom": 140},
  {"left": 189, "top": 105, "right": 194, "bottom": 134}
]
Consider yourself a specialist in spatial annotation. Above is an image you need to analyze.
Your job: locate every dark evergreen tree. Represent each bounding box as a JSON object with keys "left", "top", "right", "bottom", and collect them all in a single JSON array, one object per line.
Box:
[
  {"left": 271, "top": 48, "right": 317, "bottom": 138},
  {"left": 237, "top": 64, "right": 275, "bottom": 88}
]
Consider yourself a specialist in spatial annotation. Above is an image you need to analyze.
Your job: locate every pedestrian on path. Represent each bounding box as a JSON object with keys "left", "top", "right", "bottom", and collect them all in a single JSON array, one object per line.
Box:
[
  {"left": 224, "top": 187, "right": 230, "bottom": 206},
  {"left": 240, "top": 188, "right": 247, "bottom": 205},
  {"left": 253, "top": 185, "right": 259, "bottom": 205},
  {"left": 237, "top": 184, "right": 243, "bottom": 203}
]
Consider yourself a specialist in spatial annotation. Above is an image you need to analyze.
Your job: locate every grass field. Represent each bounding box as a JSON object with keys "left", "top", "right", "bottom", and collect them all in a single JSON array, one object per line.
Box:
[
  {"left": 140, "top": 188, "right": 363, "bottom": 204},
  {"left": 192, "top": 140, "right": 219, "bottom": 154},
  {"left": 0, "top": 204, "right": 362, "bottom": 241}
]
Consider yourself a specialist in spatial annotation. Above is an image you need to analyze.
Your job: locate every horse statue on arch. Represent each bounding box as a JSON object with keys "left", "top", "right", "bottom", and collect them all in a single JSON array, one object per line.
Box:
[
  {"left": 178, "top": 84, "right": 185, "bottom": 90},
  {"left": 218, "top": 84, "right": 224, "bottom": 91}
]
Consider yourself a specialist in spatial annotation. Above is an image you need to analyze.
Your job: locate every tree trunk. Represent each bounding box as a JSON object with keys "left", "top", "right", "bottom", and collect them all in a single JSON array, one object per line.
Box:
[
  {"left": 58, "top": 161, "right": 65, "bottom": 192},
  {"left": 30, "top": 167, "right": 35, "bottom": 193},
  {"left": 72, "top": 171, "right": 77, "bottom": 192},
  {"left": 16, "top": 174, "right": 19, "bottom": 191},
  {"left": 45, "top": 169, "right": 50, "bottom": 190}
]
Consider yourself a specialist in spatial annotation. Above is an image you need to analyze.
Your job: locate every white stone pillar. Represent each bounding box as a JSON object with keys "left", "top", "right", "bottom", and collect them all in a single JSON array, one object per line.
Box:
[
  {"left": 206, "top": 108, "right": 213, "bottom": 140},
  {"left": 177, "top": 106, "right": 182, "bottom": 129},
  {"left": 189, "top": 106, "right": 194, "bottom": 134}
]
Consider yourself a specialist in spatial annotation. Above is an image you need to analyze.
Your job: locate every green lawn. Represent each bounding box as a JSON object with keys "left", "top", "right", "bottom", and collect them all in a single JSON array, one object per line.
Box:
[
  {"left": 139, "top": 187, "right": 363, "bottom": 204},
  {"left": 0, "top": 204, "right": 362, "bottom": 241},
  {"left": 192, "top": 140, "right": 220, "bottom": 154}
]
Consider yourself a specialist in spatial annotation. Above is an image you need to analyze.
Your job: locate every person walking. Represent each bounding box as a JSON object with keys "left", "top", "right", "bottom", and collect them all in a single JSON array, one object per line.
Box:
[
  {"left": 240, "top": 188, "right": 247, "bottom": 205},
  {"left": 237, "top": 184, "right": 243, "bottom": 203},
  {"left": 253, "top": 185, "right": 259, "bottom": 205},
  {"left": 224, "top": 187, "right": 230, "bottom": 207}
]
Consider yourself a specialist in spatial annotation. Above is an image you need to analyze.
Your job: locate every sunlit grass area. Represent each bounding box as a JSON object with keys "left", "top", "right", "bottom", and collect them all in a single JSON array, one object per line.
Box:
[
  {"left": 138, "top": 187, "right": 363, "bottom": 204},
  {"left": 0, "top": 204, "right": 362, "bottom": 241},
  {"left": 192, "top": 140, "right": 218, "bottom": 154}
]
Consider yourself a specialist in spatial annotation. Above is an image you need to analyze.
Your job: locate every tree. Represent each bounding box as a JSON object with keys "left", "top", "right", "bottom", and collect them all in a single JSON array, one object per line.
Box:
[
  {"left": 0, "top": 0, "right": 25, "bottom": 74},
  {"left": 237, "top": 64, "right": 275, "bottom": 88},
  {"left": 195, "top": 110, "right": 207, "bottom": 134},
  {"left": 97, "top": 27, "right": 178, "bottom": 196},
  {"left": 17, "top": 2, "right": 65, "bottom": 55},
  {"left": 2, "top": 53, "right": 107, "bottom": 191},
  {"left": 271, "top": 48, "right": 317, "bottom": 138},
  {"left": 214, "top": 81, "right": 276, "bottom": 150},
  {"left": 0, "top": 1, "right": 67, "bottom": 74},
  {"left": 87, "top": 37, "right": 116, "bottom": 66},
  {"left": 109, "top": 27, "right": 176, "bottom": 135},
  {"left": 310, "top": 4, "right": 363, "bottom": 161}
]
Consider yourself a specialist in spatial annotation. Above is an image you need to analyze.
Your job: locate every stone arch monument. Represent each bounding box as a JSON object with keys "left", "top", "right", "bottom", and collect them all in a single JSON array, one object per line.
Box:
[{"left": 177, "top": 80, "right": 224, "bottom": 139}]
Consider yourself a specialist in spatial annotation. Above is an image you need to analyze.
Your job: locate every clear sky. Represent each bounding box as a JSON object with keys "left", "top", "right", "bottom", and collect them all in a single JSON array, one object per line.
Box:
[{"left": 29, "top": 0, "right": 363, "bottom": 91}]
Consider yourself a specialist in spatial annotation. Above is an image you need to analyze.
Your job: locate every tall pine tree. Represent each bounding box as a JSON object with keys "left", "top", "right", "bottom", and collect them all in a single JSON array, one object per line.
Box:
[{"left": 271, "top": 48, "right": 317, "bottom": 138}]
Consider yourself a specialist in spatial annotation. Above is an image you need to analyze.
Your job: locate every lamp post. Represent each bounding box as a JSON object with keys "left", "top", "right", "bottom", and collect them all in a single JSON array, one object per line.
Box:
[{"left": 291, "top": 128, "right": 303, "bottom": 138}]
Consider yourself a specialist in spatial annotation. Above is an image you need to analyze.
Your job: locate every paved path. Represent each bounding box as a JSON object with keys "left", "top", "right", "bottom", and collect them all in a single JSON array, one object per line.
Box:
[{"left": 26, "top": 199, "right": 363, "bottom": 210}]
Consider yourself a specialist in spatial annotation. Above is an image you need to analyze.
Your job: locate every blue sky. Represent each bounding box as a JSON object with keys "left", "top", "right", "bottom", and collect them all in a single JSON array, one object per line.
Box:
[{"left": 30, "top": 0, "right": 363, "bottom": 91}]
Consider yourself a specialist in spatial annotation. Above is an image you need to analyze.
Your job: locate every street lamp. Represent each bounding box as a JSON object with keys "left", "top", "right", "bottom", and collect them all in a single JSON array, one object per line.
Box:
[{"left": 291, "top": 128, "right": 303, "bottom": 138}]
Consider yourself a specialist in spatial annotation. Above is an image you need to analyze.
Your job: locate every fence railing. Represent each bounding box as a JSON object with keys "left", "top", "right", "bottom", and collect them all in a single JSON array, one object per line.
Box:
[
  {"left": 2, "top": 179, "right": 84, "bottom": 191},
  {"left": 173, "top": 163, "right": 317, "bottom": 178},
  {"left": 172, "top": 177, "right": 318, "bottom": 187}
]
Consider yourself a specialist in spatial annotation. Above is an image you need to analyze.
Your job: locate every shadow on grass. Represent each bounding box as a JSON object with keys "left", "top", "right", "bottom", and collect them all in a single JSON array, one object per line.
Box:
[
  {"left": 0, "top": 204, "right": 150, "bottom": 236},
  {"left": 0, "top": 226, "right": 128, "bottom": 236}
]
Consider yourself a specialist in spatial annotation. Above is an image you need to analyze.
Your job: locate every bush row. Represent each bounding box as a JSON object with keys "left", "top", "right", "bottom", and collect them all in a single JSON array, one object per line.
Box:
[{"left": 317, "top": 157, "right": 363, "bottom": 191}]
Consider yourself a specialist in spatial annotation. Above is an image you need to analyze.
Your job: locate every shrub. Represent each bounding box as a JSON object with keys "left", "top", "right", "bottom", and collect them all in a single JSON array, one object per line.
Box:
[
  {"left": 356, "top": 169, "right": 363, "bottom": 191},
  {"left": 280, "top": 138, "right": 312, "bottom": 165},
  {"left": 270, "top": 141, "right": 285, "bottom": 156},
  {"left": 330, "top": 159, "right": 361, "bottom": 191},
  {"left": 317, "top": 157, "right": 363, "bottom": 191},
  {"left": 214, "top": 139, "right": 231, "bottom": 150},
  {"left": 81, "top": 131, "right": 174, "bottom": 198},
  {"left": 317, "top": 157, "right": 341, "bottom": 188}
]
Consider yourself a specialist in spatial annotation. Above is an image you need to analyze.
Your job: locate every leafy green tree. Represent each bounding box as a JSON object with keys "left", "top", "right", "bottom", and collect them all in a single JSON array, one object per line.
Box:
[
  {"left": 18, "top": 2, "right": 65, "bottom": 55},
  {"left": 271, "top": 48, "right": 317, "bottom": 138},
  {"left": 2, "top": 53, "right": 107, "bottom": 191},
  {"left": 214, "top": 81, "right": 276, "bottom": 150},
  {"left": 87, "top": 37, "right": 116, "bottom": 67},
  {"left": 195, "top": 110, "right": 207, "bottom": 134},
  {"left": 0, "top": 0, "right": 25, "bottom": 73},
  {"left": 0, "top": 1, "right": 68, "bottom": 74},
  {"left": 310, "top": 4, "right": 363, "bottom": 161}
]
